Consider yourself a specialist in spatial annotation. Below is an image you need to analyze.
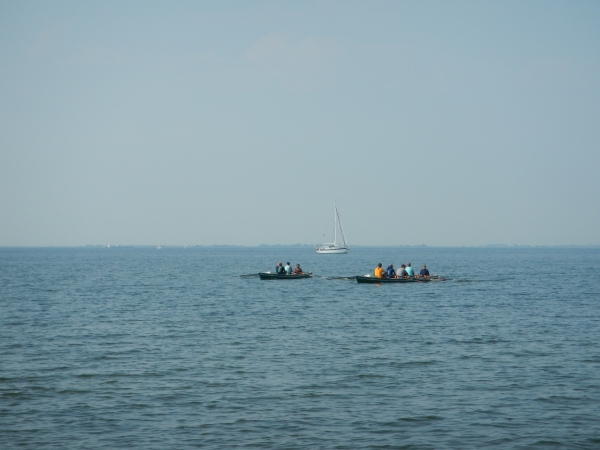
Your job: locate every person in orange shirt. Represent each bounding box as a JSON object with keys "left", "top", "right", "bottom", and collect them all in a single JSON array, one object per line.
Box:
[{"left": 374, "top": 263, "right": 387, "bottom": 278}]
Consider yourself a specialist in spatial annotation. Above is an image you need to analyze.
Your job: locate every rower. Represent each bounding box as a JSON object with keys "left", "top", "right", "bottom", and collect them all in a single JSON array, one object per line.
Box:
[
  {"left": 398, "top": 264, "right": 409, "bottom": 278},
  {"left": 420, "top": 264, "right": 430, "bottom": 277},
  {"left": 374, "top": 263, "right": 387, "bottom": 278},
  {"left": 406, "top": 263, "right": 414, "bottom": 277},
  {"left": 284, "top": 262, "right": 292, "bottom": 275},
  {"left": 293, "top": 264, "right": 303, "bottom": 274},
  {"left": 386, "top": 264, "right": 396, "bottom": 278},
  {"left": 275, "top": 262, "right": 285, "bottom": 274}
]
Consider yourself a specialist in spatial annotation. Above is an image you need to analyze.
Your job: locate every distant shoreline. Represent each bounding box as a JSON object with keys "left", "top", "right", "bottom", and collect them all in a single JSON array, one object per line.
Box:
[{"left": 2, "top": 244, "right": 600, "bottom": 249}]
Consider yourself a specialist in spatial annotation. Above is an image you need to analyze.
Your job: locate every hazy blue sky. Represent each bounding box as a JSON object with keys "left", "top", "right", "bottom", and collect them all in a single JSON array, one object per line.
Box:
[{"left": 1, "top": 1, "right": 599, "bottom": 246}]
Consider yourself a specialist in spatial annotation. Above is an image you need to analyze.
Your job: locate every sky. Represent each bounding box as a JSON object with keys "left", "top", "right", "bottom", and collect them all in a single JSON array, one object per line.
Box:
[{"left": 1, "top": 0, "right": 599, "bottom": 246}]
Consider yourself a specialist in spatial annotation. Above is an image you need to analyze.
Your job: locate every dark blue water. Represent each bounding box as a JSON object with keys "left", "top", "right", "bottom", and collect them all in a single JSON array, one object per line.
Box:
[{"left": 1, "top": 247, "right": 600, "bottom": 449}]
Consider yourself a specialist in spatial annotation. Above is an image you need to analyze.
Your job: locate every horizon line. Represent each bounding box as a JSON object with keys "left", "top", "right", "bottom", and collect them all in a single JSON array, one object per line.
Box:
[{"left": 1, "top": 244, "right": 600, "bottom": 249}]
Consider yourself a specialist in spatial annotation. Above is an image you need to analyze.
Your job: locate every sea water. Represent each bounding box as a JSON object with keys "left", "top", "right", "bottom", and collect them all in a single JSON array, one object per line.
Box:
[{"left": 1, "top": 247, "right": 599, "bottom": 449}]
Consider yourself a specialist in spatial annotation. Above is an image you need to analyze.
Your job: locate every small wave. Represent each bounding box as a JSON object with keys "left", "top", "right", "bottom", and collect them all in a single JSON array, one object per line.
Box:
[
  {"left": 512, "top": 351, "right": 549, "bottom": 358},
  {"left": 357, "top": 373, "right": 387, "bottom": 379},
  {"left": 389, "top": 360, "right": 436, "bottom": 368},
  {"left": 57, "top": 389, "right": 91, "bottom": 395},
  {"left": 398, "top": 415, "right": 444, "bottom": 422},
  {"left": 531, "top": 439, "right": 564, "bottom": 446},
  {"left": 536, "top": 395, "right": 584, "bottom": 402},
  {"left": 1, "top": 391, "right": 31, "bottom": 399},
  {"left": 451, "top": 337, "right": 506, "bottom": 345},
  {"left": 94, "top": 355, "right": 119, "bottom": 361}
]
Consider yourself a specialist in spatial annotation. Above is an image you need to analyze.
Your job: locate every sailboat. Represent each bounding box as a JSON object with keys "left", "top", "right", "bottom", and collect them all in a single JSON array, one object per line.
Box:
[{"left": 316, "top": 202, "right": 349, "bottom": 254}]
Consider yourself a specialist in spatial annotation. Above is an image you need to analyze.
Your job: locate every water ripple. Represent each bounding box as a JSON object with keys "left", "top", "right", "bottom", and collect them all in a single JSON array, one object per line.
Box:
[{"left": 1, "top": 247, "right": 600, "bottom": 448}]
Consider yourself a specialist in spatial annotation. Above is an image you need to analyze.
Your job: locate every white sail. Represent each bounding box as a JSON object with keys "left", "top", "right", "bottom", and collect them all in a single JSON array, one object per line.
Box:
[{"left": 316, "top": 202, "right": 349, "bottom": 254}]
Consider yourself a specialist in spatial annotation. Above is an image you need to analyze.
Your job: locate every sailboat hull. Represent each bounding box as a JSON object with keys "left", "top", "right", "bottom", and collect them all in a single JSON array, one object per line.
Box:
[{"left": 316, "top": 247, "right": 348, "bottom": 254}]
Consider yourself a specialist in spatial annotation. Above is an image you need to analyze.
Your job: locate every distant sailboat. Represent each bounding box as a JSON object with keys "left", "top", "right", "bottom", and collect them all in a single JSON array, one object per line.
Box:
[{"left": 316, "top": 202, "right": 348, "bottom": 254}]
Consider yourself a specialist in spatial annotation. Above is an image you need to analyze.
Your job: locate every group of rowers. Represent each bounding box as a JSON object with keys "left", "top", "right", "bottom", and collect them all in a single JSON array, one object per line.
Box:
[
  {"left": 374, "top": 262, "right": 430, "bottom": 279},
  {"left": 272, "top": 261, "right": 428, "bottom": 278},
  {"left": 275, "top": 261, "right": 304, "bottom": 275}
]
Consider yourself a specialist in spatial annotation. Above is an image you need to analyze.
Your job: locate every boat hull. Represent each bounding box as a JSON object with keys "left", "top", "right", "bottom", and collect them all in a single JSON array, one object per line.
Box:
[
  {"left": 259, "top": 272, "right": 313, "bottom": 280},
  {"left": 316, "top": 247, "right": 348, "bottom": 254},
  {"left": 356, "top": 275, "right": 442, "bottom": 283}
]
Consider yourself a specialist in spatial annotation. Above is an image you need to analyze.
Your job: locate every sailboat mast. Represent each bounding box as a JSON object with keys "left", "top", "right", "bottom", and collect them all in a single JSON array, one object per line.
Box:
[
  {"left": 337, "top": 206, "right": 347, "bottom": 247},
  {"left": 334, "top": 202, "right": 337, "bottom": 245}
]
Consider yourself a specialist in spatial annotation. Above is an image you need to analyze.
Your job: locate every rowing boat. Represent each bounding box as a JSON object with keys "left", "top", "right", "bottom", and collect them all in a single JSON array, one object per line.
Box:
[
  {"left": 355, "top": 275, "right": 444, "bottom": 283},
  {"left": 259, "top": 272, "right": 313, "bottom": 280}
]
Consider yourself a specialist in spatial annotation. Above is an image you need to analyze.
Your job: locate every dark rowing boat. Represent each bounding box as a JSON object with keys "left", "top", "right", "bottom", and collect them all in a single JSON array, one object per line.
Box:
[
  {"left": 259, "top": 272, "right": 313, "bottom": 280},
  {"left": 355, "top": 275, "right": 444, "bottom": 284}
]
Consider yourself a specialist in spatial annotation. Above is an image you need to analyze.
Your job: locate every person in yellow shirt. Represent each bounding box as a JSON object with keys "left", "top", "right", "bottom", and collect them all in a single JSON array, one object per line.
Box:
[{"left": 374, "top": 263, "right": 387, "bottom": 278}]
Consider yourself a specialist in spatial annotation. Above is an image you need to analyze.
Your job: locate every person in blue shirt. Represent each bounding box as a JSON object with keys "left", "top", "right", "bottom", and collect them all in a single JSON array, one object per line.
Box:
[
  {"left": 405, "top": 263, "right": 414, "bottom": 277},
  {"left": 386, "top": 264, "right": 396, "bottom": 278},
  {"left": 419, "top": 265, "right": 430, "bottom": 277}
]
